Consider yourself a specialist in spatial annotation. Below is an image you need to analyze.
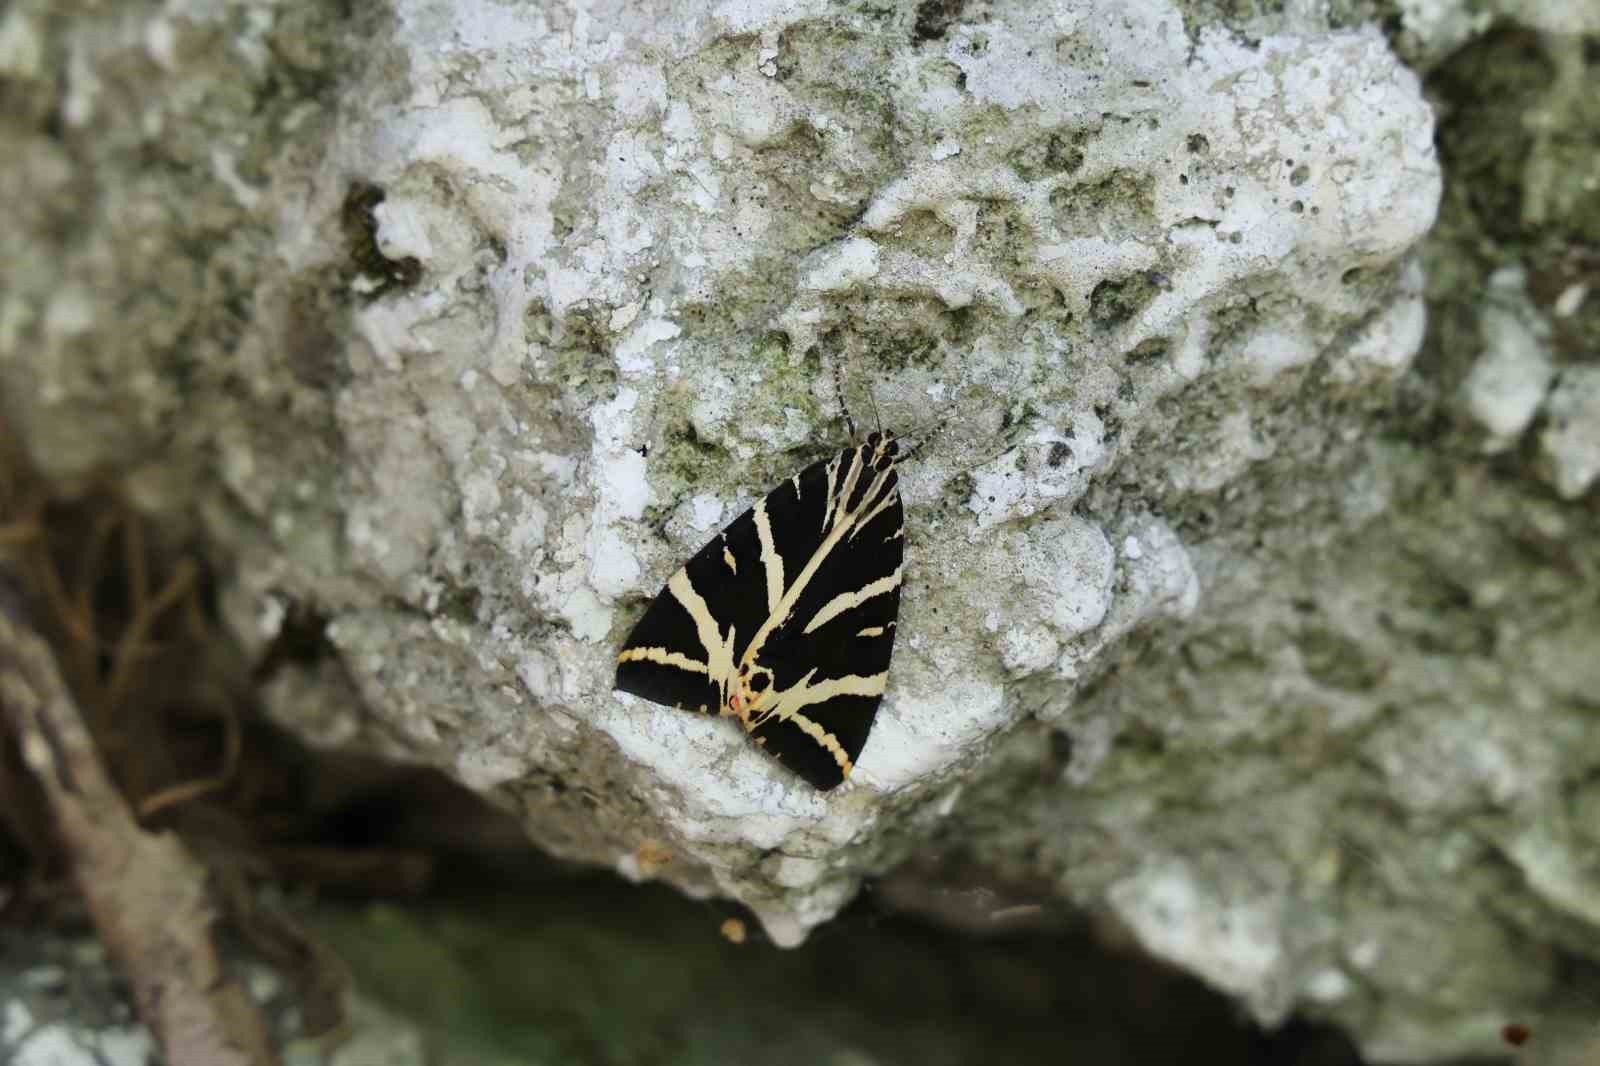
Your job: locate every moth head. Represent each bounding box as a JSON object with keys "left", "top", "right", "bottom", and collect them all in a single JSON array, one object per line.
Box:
[
  {"left": 864, "top": 431, "right": 899, "bottom": 471},
  {"left": 728, "top": 662, "right": 776, "bottom": 724}
]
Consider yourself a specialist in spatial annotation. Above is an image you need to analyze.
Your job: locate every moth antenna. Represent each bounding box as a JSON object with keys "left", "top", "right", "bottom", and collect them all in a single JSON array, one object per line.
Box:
[
  {"left": 895, "top": 386, "right": 967, "bottom": 461},
  {"left": 899, "top": 427, "right": 941, "bottom": 462},
  {"left": 831, "top": 355, "right": 857, "bottom": 441},
  {"left": 866, "top": 380, "right": 883, "bottom": 437}
]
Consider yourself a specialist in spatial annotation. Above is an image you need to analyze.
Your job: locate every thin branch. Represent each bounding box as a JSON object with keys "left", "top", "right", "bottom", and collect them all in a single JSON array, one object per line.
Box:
[
  {"left": 137, "top": 699, "right": 243, "bottom": 819},
  {"left": 0, "top": 574, "right": 279, "bottom": 1066}
]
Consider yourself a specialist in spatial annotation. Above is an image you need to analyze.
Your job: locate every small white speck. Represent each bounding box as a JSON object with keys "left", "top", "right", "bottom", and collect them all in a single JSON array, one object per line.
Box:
[
  {"left": 688, "top": 493, "right": 724, "bottom": 531},
  {"left": 248, "top": 967, "right": 282, "bottom": 1002},
  {"left": 0, "top": 11, "right": 43, "bottom": 79},
  {"left": 758, "top": 28, "right": 780, "bottom": 75},
  {"left": 1304, "top": 967, "right": 1350, "bottom": 1003},
  {"left": 3, "top": 1001, "right": 31, "bottom": 1044},
  {"left": 801, "top": 236, "right": 880, "bottom": 292},
  {"left": 211, "top": 148, "right": 262, "bottom": 209},
  {"left": 1122, "top": 535, "right": 1143, "bottom": 560},
  {"left": 609, "top": 299, "right": 642, "bottom": 331},
  {"left": 44, "top": 285, "right": 94, "bottom": 337},
  {"left": 931, "top": 139, "right": 962, "bottom": 161},
  {"left": 258, "top": 595, "right": 287, "bottom": 639},
  {"left": 1347, "top": 938, "right": 1381, "bottom": 970},
  {"left": 561, "top": 585, "right": 612, "bottom": 642},
  {"left": 460, "top": 369, "right": 479, "bottom": 391},
  {"left": 144, "top": 17, "right": 177, "bottom": 70},
  {"left": 19, "top": 965, "right": 66, "bottom": 991},
  {"left": 1554, "top": 282, "right": 1588, "bottom": 319}
]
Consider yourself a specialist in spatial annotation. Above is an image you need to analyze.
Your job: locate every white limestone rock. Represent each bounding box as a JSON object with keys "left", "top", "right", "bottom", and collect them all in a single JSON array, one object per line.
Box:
[
  {"left": 267, "top": 0, "right": 1440, "bottom": 962},
  {"left": 1538, "top": 367, "right": 1600, "bottom": 499},
  {"left": 36, "top": 0, "right": 1600, "bottom": 1060},
  {"left": 1460, "top": 267, "right": 1554, "bottom": 451}
]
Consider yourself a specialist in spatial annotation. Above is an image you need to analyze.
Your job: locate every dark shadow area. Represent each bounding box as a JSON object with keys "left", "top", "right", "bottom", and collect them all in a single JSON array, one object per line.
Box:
[{"left": 312, "top": 846, "right": 1374, "bottom": 1066}]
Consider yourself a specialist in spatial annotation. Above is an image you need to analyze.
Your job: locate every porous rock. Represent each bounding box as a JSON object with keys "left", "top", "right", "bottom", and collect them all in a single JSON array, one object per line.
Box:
[{"left": 11, "top": 0, "right": 1600, "bottom": 1061}]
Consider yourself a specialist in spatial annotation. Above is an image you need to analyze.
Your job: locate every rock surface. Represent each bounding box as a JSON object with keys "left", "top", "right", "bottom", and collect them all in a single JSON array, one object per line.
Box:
[
  {"left": 0, "top": 926, "right": 421, "bottom": 1066},
  {"left": 0, "top": 935, "right": 153, "bottom": 1066},
  {"left": 3, "top": 0, "right": 1597, "bottom": 1061}
]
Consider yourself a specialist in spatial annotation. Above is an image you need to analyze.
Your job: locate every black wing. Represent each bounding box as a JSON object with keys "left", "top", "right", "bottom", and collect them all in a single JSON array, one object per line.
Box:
[{"left": 616, "top": 434, "right": 905, "bottom": 790}]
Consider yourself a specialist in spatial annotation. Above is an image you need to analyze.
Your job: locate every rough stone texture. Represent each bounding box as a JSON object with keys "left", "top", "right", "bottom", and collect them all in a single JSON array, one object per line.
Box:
[
  {"left": 0, "top": 926, "right": 422, "bottom": 1066},
  {"left": 0, "top": 934, "right": 153, "bottom": 1066},
  {"left": 1397, "top": 0, "right": 1600, "bottom": 66},
  {"left": 3, "top": 0, "right": 1598, "bottom": 1063}
]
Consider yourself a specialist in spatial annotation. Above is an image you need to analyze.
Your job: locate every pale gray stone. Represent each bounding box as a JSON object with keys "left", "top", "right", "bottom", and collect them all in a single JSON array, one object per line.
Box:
[{"left": 9, "top": 0, "right": 1600, "bottom": 1062}]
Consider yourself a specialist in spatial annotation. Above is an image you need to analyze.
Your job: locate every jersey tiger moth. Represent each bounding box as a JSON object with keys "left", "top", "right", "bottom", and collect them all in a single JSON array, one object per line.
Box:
[{"left": 615, "top": 430, "right": 905, "bottom": 790}]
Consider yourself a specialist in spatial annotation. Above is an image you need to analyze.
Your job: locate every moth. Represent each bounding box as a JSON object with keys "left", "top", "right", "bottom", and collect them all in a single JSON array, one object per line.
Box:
[{"left": 615, "top": 431, "right": 905, "bottom": 789}]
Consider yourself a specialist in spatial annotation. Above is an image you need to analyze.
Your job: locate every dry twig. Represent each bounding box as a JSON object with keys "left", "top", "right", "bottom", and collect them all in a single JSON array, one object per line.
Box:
[{"left": 0, "top": 575, "right": 279, "bottom": 1066}]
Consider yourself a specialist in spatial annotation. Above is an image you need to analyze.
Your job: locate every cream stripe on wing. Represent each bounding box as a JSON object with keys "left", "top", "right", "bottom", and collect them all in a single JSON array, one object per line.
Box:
[
  {"left": 617, "top": 646, "right": 709, "bottom": 674},
  {"left": 802, "top": 566, "right": 902, "bottom": 634},
  {"left": 668, "top": 569, "right": 735, "bottom": 691},
  {"left": 819, "top": 455, "right": 841, "bottom": 534},
  {"left": 832, "top": 447, "right": 866, "bottom": 530},
  {"left": 849, "top": 474, "right": 900, "bottom": 540},
  {"left": 740, "top": 453, "right": 901, "bottom": 668},
  {"left": 753, "top": 499, "right": 784, "bottom": 615},
  {"left": 770, "top": 670, "right": 887, "bottom": 721},
  {"left": 744, "top": 696, "right": 854, "bottom": 775},
  {"left": 787, "top": 710, "right": 853, "bottom": 774}
]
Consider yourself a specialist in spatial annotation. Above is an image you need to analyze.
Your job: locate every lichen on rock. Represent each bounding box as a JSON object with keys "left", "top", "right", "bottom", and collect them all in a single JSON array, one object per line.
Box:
[{"left": 15, "top": 0, "right": 1600, "bottom": 1060}]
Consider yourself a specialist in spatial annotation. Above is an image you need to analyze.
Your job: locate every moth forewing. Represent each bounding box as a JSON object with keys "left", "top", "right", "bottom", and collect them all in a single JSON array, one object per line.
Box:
[{"left": 616, "top": 432, "right": 905, "bottom": 790}]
